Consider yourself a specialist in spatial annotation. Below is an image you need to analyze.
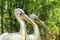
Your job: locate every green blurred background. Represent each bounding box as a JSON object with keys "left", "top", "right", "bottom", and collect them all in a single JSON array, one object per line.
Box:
[{"left": 0, "top": 0, "right": 60, "bottom": 40}]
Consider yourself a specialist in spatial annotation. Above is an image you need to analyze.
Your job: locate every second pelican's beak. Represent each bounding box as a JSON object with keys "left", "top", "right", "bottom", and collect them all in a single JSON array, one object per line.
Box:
[
  {"left": 34, "top": 18, "right": 47, "bottom": 28},
  {"left": 34, "top": 18, "right": 49, "bottom": 30}
]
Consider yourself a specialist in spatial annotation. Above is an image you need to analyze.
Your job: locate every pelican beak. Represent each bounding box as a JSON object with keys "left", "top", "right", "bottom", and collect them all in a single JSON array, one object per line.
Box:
[
  {"left": 34, "top": 18, "right": 47, "bottom": 28},
  {"left": 34, "top": 18, "right": 54, "bottom": 38},
  {"left": 19, "top": 14, "right": 33, "bottom": 24},
  {"left": 35, "top": 18, "right": 51, "bottom": 32}
]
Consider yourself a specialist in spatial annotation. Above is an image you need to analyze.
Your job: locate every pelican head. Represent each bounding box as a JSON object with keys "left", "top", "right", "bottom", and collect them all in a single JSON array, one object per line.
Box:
[
  {"left": 15, "top": 8, "right": 35, "bottom": 24},
  {"left": 29, "top": 14, "right": 42, "bottom": 25},
  {"left": 15, "top": 8, "right": 25, "bottom": 18},
  {"left": 15, "top": 8, "right": 25, "bottom": 15},
  {"left": 29, "top": 14, "right": 38, "bottom": 21}
]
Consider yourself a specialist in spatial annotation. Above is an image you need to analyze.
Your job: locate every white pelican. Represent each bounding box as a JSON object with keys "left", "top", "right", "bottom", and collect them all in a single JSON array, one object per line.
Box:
[
  {"left": 30, "top": 14, "right": 54, "bottom": 38},
  {"left": 14, "top": 9, "right": 41, "bottom": 40},
  {"left": 0, "top": 8, "right": 27, "bottom": 40}
]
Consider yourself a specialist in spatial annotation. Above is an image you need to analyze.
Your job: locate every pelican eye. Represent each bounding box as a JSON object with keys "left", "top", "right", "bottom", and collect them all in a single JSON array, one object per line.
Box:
[
  {"left": 20, "top": 13, "right": 23, "bottom": 15},
  {"left": 34, "top": 17, "right": 38, "bottom": 20},
  {"left": 19, "top": 13, "right": 22, "bottom": 15}
]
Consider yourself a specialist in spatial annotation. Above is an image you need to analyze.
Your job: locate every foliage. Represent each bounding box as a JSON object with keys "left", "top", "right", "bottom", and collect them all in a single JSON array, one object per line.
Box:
[{"left": 0, "top": 0, "right": 60, "bottom": 40}]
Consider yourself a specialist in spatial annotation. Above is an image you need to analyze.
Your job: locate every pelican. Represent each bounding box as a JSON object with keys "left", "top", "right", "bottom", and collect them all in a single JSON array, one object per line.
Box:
[
  {"left": 29, "top": 14, "right": 54, "bottom": 38},
  {"left": 14, "top": 8, "right": 41, "bottom": 40},
  {"left": 8, "top": 8, "right": 28, "bottom": 40},
  {"left": 0, "top": 8, "right": 27, "bottom": 40},
  {"left": 15, "top": 9, "right": 41, "bottom": 40},
  {"left": 13, "top": 8, "right": 41, "bottom": 40}
]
